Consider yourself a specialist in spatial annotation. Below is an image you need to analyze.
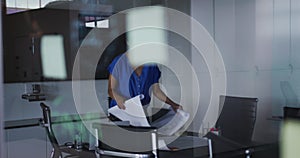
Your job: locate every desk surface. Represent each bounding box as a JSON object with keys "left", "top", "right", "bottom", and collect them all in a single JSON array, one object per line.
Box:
[
  {"left": 66, "top": 135, "right": 278, "bottom": 158},
  {"left": 95, "top": 139, "right": 277, "bottom": 158},
  {"left": 91, "top": 122, "right": 279, "bottom": 158},
  {"left": 5, "top": 117, "right": 279, "bottom": 158},
  {"left": 89, "top": 126, "right": 278, "bottom": 158},
  {"left": 204, "top": 132, "right": 278, "bottom": 158}
]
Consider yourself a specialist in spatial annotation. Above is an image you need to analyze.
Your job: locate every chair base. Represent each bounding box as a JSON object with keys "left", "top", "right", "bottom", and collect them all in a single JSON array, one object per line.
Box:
[{"left": 96, "top": 148, "right": 154, "bottom": 158}]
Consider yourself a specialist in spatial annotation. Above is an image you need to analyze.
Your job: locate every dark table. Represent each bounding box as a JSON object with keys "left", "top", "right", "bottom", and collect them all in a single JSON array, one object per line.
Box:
[
  {"left": 204, "top": 132, "right": 279, "bottom": 158},
  {"left": 90, "top": 132, "right": 278, "bottom": 158}
]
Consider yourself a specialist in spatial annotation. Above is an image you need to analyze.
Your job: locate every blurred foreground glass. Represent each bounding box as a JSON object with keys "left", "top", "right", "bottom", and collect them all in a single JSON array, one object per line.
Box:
[
  {"left": 280, "top": 119, "right": 300, "bottom": 158},
  {"left": 126, "top": 6, "right": 168, "bottom": 66},
  {"left": 41, "top": 35, "right": 67, "bottom": 80}
]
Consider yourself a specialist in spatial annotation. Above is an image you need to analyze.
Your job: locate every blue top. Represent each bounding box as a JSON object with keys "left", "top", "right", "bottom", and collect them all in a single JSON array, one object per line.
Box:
[{"left": 107, "top": 54, "right": 161, "bottom": 108}]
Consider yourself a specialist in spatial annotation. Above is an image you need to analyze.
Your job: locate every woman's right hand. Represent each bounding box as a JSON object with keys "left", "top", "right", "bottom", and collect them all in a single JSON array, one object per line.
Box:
[
  {"left": 108, "top": 74, "right": 126, "bottom": 110},
  {"left": 117, "top": 102, "right": 126, "bottom": 110},
  {"left": 116, "top": 98, "right": 126, "bottom": 110}
]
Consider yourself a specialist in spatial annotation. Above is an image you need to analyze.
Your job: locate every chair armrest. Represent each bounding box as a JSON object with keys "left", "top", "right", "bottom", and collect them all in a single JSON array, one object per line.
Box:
[{"left": 38, "top": 118, "right": 49, "bottom": 127}]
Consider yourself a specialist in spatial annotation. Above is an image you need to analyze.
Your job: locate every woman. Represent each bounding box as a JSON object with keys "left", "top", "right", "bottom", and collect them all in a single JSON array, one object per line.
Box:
[{"left": 107, "top": 53, "right": 182, "bottom": 112}]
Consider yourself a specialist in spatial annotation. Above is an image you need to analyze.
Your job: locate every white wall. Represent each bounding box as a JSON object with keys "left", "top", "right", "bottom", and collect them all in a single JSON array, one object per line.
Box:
[
  {"left": 254, "top": 0, "right": 276, "bottom": 142},
  {"left": 190, "top": 0, "right": 214, "bottom": 134},
  {"left": 4, "top": 80, "right": 108, "bottom": 121},
  {"left": 214, "top": 0, "right": 276, "bottom": 142},
  {"left": 255, "top": 0, "right": 300, "bottom": 141},
  {"left": 190, "top": 0, "right": 300, "bottom": 143}
]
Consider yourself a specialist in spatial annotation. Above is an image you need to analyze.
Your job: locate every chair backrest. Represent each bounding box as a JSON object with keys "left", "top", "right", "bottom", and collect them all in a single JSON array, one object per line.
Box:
[
  {"left": 93, "top": 123, "right": 158, "bottom": 158},
  {"left": 40, "top": 102, "right": 62, "bottom": 158},
  {"left": 216, "top": 95, "right": 258, "bottom": 145},
  {"left": 284, "top": 106, "right": 300, "bottom": 119}
]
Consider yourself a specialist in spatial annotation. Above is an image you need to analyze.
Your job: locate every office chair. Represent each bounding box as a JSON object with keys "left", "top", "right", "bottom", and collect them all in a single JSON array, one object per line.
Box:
[
  {"left": 93, "top": 123, "right": 158, "bottom": 158},
  {"left": 215, "top": 95, "right": 258, "bottom": 146},
  {"left": 39, "top": 102, "right": 95, "bottom": 158},
  {"left": 283, "top": 106, "right": 300, "bottom": 119}
]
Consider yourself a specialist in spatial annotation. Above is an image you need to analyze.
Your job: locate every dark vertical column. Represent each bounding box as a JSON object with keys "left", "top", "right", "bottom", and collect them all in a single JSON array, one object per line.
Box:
[{"left": 0, "top": 1, "right": 5, "bottom": 158}]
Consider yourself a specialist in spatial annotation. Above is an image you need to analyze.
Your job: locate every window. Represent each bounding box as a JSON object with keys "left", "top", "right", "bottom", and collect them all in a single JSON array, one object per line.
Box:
[
  {"left": 79, "top": 14, "right": 109, "bottom": 43},
  {"left": 83, "top": 16, "right": 109, "bottom": 28},
  {"left": 5, "top": 0, "right": 67, "bottom": 14}
]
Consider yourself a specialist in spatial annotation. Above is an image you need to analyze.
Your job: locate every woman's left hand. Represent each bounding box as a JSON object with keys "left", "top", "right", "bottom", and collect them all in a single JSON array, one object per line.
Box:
[{"left": 171, "top": 104, "right": 183, "bottom": 112}]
